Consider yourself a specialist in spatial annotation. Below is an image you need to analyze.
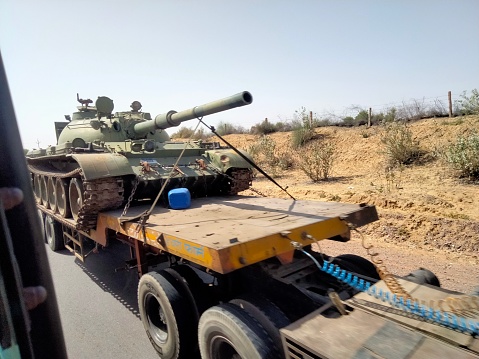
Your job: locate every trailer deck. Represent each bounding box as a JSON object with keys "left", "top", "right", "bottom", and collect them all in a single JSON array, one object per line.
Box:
[{"left": 80, "top": 196, "right": 378, "bottom": 274}]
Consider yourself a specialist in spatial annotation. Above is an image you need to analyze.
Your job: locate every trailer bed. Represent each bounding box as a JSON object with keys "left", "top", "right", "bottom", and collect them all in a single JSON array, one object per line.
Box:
[{"left": 88, "top": 196, "right": 377, "bottom": 273}]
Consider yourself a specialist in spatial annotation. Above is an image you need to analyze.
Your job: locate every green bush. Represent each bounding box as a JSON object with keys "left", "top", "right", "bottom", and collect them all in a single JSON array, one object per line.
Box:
[
  {"left": 445, "top": 132, "right": 479, "bottom": 180},
  {"left": 381, "top": 122, "right": 422, "bottom": 167},
  {"left": 251, "top": 118, "right": 277, "bottom": 135},
  {"left": 298, "top": 140, "right": 335, "bottom": 181},
  {"left": 170, "top": 126, "right": 210, "bottom": 140},
  {"left": 383, "top": 108, "right": 397, "bottom": 123},
  {"left": 273, "top": 121, "right": 294, "bottom": 132},
  {"left": 171, "top": 126, "right": 194, "bottom": 139},
  {"left": 215, "top": 121, "right": 246, "bottom": 135},
  {"left": 314, "top": 118, "right": 332, "bottom": 127},
  {"left": 291, "top": 126, "right": 316, "bottom": 149},
  {"left": 455, "top": 89, "right": 479, "bottom": 115},
  {"left": 340, "top": 116, "right": 355, "bottom": 127},
  {"left": 354, "top": 110, "right": 369, "bottom": 126}
]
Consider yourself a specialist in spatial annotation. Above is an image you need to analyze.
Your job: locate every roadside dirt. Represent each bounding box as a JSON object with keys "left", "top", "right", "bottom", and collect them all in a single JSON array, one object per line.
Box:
[{"left": 215, "top": 115, "right": 479, "bottom": 294}]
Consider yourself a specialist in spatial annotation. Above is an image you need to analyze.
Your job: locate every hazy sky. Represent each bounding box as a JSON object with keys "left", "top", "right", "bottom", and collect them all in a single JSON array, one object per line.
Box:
[{"left": 1, "top": 1, "right": 478, "bottom": 149}]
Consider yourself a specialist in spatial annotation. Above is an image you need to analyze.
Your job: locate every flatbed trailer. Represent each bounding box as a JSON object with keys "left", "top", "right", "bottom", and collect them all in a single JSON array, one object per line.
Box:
[
  {"left": 37, "top": 196, "right": 479, "bottom": 359},
  {"left": 40, "top": 195, "right": 377, "bottom": 275}
]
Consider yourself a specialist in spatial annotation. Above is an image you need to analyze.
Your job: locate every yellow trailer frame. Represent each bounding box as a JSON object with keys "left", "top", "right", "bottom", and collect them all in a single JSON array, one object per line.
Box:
[{"left": 85, "top": 196, "right": 377, "bottom": 274}]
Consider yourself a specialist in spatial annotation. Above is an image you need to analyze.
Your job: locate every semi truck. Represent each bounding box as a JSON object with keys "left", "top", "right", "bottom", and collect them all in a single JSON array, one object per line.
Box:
[{"left": 26, "top": 91, "right": 479, "bottom": 358}]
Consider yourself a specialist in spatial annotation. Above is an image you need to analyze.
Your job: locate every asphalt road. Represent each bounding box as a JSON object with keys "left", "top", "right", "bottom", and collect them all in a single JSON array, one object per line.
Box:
[{"left": 46, "top": 240, "right": 160, "bottom": 359}]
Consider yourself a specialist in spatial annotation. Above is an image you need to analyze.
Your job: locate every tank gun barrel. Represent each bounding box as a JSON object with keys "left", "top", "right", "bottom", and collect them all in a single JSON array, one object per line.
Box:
[{"left": 133, "top": 91, "right": 252, "bottom": 137}]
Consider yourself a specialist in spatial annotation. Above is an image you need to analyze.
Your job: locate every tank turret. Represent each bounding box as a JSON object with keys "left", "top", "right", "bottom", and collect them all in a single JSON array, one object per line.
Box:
[
  {"left": 27, "top": 91, "right": 255, "bottom": 231},
  {"left": 55, "top": 91, "right": 252, "bottom": 146}
]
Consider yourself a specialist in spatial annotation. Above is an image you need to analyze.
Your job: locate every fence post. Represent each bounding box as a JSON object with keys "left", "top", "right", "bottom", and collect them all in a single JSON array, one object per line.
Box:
[
  {"left": 448, "top": 91, "right": 453, "bottom": 117},
  {"left": 309, "top": 111, "right": 313, "bottom": 127},
  {"left": 368, "top": 107, "right": 372, "bottom": 127}
]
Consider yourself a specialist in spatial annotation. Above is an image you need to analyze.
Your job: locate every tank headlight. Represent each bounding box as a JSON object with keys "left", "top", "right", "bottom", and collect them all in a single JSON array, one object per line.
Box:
[{"left": 144, "top": 140, "right": 155, "bottom": 152}]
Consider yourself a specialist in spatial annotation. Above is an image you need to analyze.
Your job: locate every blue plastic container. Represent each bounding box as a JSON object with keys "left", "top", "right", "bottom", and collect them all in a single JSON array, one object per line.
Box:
[{"left": 168, "top": 188, "right": 191, "bottom": 209}]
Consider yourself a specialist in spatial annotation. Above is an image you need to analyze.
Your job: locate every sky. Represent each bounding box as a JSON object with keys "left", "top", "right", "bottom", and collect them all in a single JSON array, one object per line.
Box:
[{"left": 1, "top": 0, "right": 478, "bottom": 149}]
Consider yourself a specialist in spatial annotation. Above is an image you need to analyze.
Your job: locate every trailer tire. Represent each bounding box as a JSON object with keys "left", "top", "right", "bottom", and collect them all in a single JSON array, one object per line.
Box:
[
  {"left": 164, "top": 265, "right": 214, "bottom": 318},
  {"left": 230, "top": 294, "right": 290, "bottom": 358},
  {"left": 403, "top": 268, "right": 440, "bottom": 287},
  {"left": 138, "top": 271, "right": 197, "bottom": 359},
  {"left": 44, "top": 215, "right": 64, "bottom": 251},
  {"left": 198, "top": 303, "right": 275, "bottom": 359},
  {"left": 334, "top": 254, "right": 381, "bottom": 281}
]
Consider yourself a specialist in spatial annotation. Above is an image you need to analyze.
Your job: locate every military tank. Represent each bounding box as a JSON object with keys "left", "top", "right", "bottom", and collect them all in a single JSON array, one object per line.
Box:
[{"left": 27, "top": 91, "right": 254, "bottom": 231}]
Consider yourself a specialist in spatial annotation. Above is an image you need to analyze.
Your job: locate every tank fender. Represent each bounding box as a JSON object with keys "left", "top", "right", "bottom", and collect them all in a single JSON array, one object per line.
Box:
[
  {"left": 71, "top": 153, "right": 134, "bottom": 180},
  {"left": 203, "top": 149, "right": 253, "bottom": 173}
]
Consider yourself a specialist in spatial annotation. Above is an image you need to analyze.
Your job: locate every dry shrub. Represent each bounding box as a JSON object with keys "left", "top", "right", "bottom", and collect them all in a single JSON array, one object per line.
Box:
[
  {"left": 297, "top": 140, "right": 336, "bottom": 182},
  {"left": 381, "top": 122, "right": 422, "bottom": 167},
  {"left": 291, "top": 127, "right": 316, "bottom": 149},
  {"left": 247, "top": 135, "right": 293, "bottom": 178},
  {"left": 445, "top": 131, "right": 479, "bottom": 180},
  {"left": 170, "top": 126, "right": 209, "bottom": 140}
]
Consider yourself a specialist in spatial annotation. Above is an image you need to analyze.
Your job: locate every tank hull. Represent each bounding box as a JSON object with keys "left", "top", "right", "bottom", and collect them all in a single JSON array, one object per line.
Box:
[{"left": 28, "top": 142, "right": 253, "bottom": 231}]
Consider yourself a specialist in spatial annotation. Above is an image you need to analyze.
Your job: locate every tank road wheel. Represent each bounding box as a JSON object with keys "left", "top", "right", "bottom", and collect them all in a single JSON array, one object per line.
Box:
[
  {"left": 47, "top": 177, "right": 57, "bottom": 213},
  {"left": 198, "top": 303, "right": 275, "bottom": 359},
  {"left": 33, "top": 174, "right": 42, "bottom": 204},
  {"left": 40, "top": 175, "right": 49, "bottom": 208},
  {"left": 138, "top": 271, "right": 197, "bottom": 359},
  {"left": 55, "top": 178, "right": 71, "bottom": 218},
  {"left": 44, "top": 214, "right": 64, "bottom": 251},
  {"left": 69, "top": 178, "right": 84, "bottom": 221},
  {"left": 229, "top": 295, "right": 290, "bottom": 358}
]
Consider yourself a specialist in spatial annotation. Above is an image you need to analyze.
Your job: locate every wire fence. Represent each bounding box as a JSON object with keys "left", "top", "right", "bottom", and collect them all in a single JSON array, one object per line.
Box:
[{"left": 316, "top": 91, "right": 464, "bottom": 123}]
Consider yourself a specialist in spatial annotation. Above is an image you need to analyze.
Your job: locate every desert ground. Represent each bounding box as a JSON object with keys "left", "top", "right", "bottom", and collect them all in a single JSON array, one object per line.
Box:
[{"left": 214, "top": 115, "right": 479, "bottom": 294}]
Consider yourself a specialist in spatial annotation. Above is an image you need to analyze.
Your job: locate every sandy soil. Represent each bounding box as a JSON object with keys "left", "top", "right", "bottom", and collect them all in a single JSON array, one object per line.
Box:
[{"left": 215, "top": 115, "right": 479, "bottom": 294}]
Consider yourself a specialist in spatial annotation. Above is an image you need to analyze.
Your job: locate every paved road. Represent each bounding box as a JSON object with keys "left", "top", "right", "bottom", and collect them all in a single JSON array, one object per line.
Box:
[{"left": 46, "top": 240, "right": 159, "bottom": 359}]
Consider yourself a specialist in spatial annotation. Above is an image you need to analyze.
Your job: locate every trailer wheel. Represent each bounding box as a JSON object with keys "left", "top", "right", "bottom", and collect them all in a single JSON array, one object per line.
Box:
[
  {"left": 403, "top": 268, "right": 440, "bottom": 287},
  {"left": 138, "top": 271, "right": 197, "bottom": 359},
  {"left": 44, "top": 215, "right": 64, "bottom": 251},
  {"left": 164, "top": 265, "right": 215, "bottom": 317},
  {"left": 198, "top": 303, "right": 275, "bottom": 359},
  {"left": 230, "top": 295, "right": 290, "bottom": 358},
  {"left": 334, "top": 254, "right": 380, "bottom": 281}
]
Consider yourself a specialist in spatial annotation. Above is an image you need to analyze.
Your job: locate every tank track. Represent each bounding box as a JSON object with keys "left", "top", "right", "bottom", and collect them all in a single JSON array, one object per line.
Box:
[
  {"left": 28, "top": 163, "right": 124, "bottom": 231},
  {"left": 227, "top": 168, "right": 253, "bottom": 194},
  {"left": 76, "top": 177, "right": 124, "bottom": 231}
]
